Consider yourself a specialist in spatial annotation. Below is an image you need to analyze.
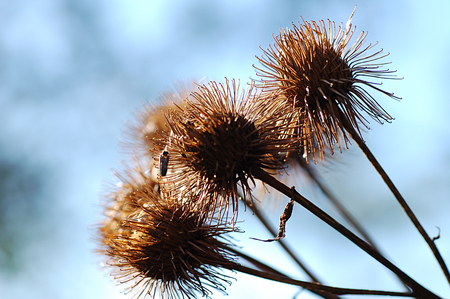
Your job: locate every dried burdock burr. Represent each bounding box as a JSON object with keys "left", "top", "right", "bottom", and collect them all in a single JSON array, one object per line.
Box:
[
  {"left": 100, "top": 183, "right": 416, "bottom": 299},
  {"left": 253, "top": 8, "right": 450, "bottom": 286},
  {"left": 120, "top": 81, "right": 200, "bottom": 156},
  {"left": 99, "top": 156, "right": 158, "bottom": 241},
  {"left": 254, "top": 8, "right": 400, "bottom": 159},
  {"left": 100, "top": 186, "right": 238, "bottom": 299},
  {"left": 96, "top": 5, "right": 450, "bottom": 298},
  {"left": 153, "top": 78, "right": 296, "bottom": 220}
]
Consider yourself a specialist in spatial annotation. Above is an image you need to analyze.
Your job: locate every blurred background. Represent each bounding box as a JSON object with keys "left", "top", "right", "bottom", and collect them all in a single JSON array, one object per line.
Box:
[{"left": 1, "top": 0, "right": 449, "bottom": 298}]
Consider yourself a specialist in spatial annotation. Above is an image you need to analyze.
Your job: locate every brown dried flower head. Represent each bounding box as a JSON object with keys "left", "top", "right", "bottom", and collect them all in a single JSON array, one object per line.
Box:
[
  {"left": 254, "top": 10, "right": 400, "bottom": 159},
  {"left": 120, "top": 81, "right": 201, "bottom": 156},
  {"left": 101, "top": 186, "right": 237, "bottom": 299},
  {"left": 154, "top": 79, "right": 295, "bottom": 219},
  {"left": 99, "top": 156, "right": 157, "bottom": 242}
]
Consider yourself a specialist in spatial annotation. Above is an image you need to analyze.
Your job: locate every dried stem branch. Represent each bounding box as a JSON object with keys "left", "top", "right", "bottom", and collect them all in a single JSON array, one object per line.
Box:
[
  {"left": 294, "top": 154, "right": 379, "bottom": 248},
  {"left": 292, "top": 155, "right": 410, "bottom": 290},
  {"left": 227, "top": 246, "right": 341, "bottom": 299},
  {"left": 242, "top": 197, "right": 324, "bottom": 283},
  {"left": 342, "top": 116, "right": 450, "bottom": 288},
  {"left": 223, "top": 262, "right": 416, "bottom": 297},
  {"left": 252, "top": 167, "right": 441, "bottom": 299}
]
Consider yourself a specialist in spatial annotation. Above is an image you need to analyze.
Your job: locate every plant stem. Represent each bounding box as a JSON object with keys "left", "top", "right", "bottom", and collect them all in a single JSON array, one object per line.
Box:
[
  {"left": 345, "top": 122, "right": 450, "bottom": 287},
  {"left": 227, "top": 246, "right": 341, "bottom": 299},
  {"left": 293, "top": 154, "right": 378, "bottom": 248},
  {"left": 252, "top": 167, "right": 441, "bottom": 299},
  {"left": 293, "top": 154, "right": 410, "bottom": 290},
  {"left": 242, "top": 197, "right": 324, "bottom": 283},
  {"left": 224, "top": 262, "right": 416, "bottom": 297}
]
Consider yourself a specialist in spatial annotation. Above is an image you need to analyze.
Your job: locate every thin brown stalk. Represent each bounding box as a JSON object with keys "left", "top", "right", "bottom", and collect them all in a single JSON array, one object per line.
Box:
[
  {"left": 252, "top": 167, "right": 441, "bottom": 299},
  {"left": 222, "top": 262, "right": 416, "bottom": 297},
  {"left": 343, "top": 116, "right": 450, "bottom": 287},
  {"left": 241, "top": 198, "right": 325, "bottom": 283},
  {"left": 227, "top": 246, "right": 340, "bottom": 299},
  {"left": 295, "top": 155, "right": 378, "bottom": 247},
  {"left": 295, "top": 155, "right": 410, "bottom": 291}
]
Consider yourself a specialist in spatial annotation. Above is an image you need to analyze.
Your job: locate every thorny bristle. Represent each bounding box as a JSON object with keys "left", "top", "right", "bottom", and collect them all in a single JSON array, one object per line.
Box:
[
  {"left": 254, "top": 10, "right": 400, "bottom": 160},
  {"left": 153, "top": 78, "right": 296, "bottom": 222},
  {"left": 100, "top": 186, "right": 238, "bottom": 299},
  {"left": 99, "top": 156, "right": 158, "bottom": 241},
  {"left": 120, "top": 81, "right": 201, "bottom": 156}
]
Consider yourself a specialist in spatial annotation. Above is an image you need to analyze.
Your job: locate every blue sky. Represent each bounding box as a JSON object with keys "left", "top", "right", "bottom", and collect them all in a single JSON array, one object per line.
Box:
[{"left": 1, "top": 0, "right": 450, "bottom": 298}]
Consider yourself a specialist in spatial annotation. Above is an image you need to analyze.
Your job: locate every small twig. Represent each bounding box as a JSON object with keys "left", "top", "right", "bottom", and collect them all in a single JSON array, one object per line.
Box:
[
  {"left": 433, "top": 227, "right": 441, "bottom": 242},
  {"left": 241, "top": 197, "right": 326, "bottom": 284},
  {"left": 250, "top": 194, "right": 294, "bottom": 242}
]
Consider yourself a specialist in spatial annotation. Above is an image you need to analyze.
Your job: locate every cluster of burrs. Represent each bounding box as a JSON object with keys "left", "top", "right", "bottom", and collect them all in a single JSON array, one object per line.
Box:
[{"left": 96, "top": 8, "right": 449, "bottom": 299}]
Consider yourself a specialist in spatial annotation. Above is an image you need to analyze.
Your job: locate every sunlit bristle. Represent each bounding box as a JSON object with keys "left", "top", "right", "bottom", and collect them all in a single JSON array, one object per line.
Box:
[
  {"left": 153, "top": 78, "right": 297, "bottom": 222},
  {"left": 254, "top": 11, "right": 400, "bottom": 160}
]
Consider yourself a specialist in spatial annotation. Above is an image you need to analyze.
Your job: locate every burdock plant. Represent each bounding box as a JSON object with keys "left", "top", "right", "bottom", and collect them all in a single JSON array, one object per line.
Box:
[
  {"left": 254, "top": 8, "right": 399, "bottom": 159},
  {"left": 254, "top": 6, "right": 450, "bottom": 291},
  {"left": 120, "top": 81, "right": 200, "bottom": 157},
  {"left": 97, "top": 7, "right": 449, "bottom": 299},
  {"left": 99, "top": 160, "right": 400, "bottom": 299},
  {"left": 99, "top": 185, "right": 238, "bottom": 299},
  {"left": 153, "top": 79, "right": 296, "bottom": 221}
]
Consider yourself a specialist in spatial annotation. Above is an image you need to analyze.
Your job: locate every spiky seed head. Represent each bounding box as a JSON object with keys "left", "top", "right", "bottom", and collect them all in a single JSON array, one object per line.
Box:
[
  {"left": 99, "top": 156, "right": 157, "bottom": 242},
  {"left": 254, "top": 10, "right": 400, "bottom": 159},
  {"left": 154, "top": 79, "right": 296, "bottom": 220},
  {"left": 100, "top": 186, "right": 237, "bottom": 299},
  {"left": 120, "top": 81, "right": 201, "bottom": 156}
]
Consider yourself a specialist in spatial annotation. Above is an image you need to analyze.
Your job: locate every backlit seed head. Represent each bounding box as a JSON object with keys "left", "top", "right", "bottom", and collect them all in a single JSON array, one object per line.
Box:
[
  {"left": 154, "top": 79, "right": 296, "bottom": 220},
  {"left": 120, "top": 81, "right": 201, "bottom": 156},
  {"left": 100, "top": 186, "right": 237, "bottom": 299},
  {"left": 254, "top": 10, "right": 400, "bottom": 159},
  {"left": 99, "top": 156, "right": 157, "bottom": 241}
]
